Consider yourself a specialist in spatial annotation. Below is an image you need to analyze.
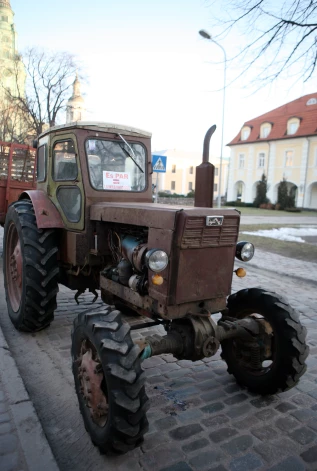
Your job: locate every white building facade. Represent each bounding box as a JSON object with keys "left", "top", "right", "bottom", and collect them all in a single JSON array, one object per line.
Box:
[
  {"left": 227, "top": 93, "right": 317, "bottom": 209},
  {"left": 153, "top": 148, "right": 229, "bottom": 199}
]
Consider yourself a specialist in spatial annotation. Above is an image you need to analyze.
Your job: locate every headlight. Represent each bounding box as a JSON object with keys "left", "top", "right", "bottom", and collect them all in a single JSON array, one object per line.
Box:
[
  {"left": 145, "top": 249, "right": 168, "bottom": 272},
  {"left": 235, "top": 241, "right": 254, "bottom": 262}
]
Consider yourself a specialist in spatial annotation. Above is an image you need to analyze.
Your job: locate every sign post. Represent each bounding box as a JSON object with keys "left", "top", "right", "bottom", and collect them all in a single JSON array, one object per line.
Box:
[{"left": 152, "top": 155, "right": 167, "bottom": 203}]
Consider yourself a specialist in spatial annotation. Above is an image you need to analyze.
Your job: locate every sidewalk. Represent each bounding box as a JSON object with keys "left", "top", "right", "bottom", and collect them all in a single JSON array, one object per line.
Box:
[
  {"left": 0, "top": 323, "right": 59, "bottom": 471},
  {"left": 0, "top": 227, "right": 59, "bottom": 471}
]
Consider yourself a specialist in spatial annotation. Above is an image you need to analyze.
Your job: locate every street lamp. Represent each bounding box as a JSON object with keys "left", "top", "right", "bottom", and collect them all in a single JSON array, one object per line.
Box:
[{"left": 199, "top": 29, "right": 227, "bottom": 208}]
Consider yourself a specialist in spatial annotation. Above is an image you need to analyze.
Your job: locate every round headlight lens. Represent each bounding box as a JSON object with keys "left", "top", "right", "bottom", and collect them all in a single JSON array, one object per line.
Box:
[
  {"left": 145, "top": 249, "right": 168, "bottom": 272},
  {"left": 236, "top": 241, "right": 254, "bottom": 262}
]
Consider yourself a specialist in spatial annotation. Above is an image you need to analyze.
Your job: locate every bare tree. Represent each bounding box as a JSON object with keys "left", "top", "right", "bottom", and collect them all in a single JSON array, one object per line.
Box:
[
  {"left": 0, "top": 92, "right": 33, "bottom": 144},
  {"left": 207, "top": 0, "right": 317, "bottom": 86},
  {"left": 7, "top": 48, "right": 83, "bottom": 136}
]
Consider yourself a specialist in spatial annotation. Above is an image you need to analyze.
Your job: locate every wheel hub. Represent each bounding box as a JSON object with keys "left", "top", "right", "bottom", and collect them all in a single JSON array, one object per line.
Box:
[
  {"left": 9, "top": 241, "right": 22, "bottom": 285},
  {"left": 6, "top": 223, "right": 23, "bottom": 312},
  {"left": 232, "top": 317, "right": 274, "bottom": 373},
  {"left": 78, "top": 340, "right": 108, "bottom": 427}
]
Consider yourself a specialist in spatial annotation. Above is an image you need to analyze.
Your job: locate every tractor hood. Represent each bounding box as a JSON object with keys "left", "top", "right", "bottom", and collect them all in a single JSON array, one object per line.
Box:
[{"left": 90, "top": 202, "right": 238, "bottom": 230}]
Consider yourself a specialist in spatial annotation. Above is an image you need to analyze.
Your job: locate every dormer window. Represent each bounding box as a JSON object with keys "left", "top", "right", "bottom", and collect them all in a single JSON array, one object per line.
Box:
[
  {"left": 307, "top": 98, "right": 317, "bottom": 105},
  {"left": 241, "top": 126, "right": 251, "bottom": 141},
  {"left": 287, "top": 118, "right": 300, "bottom": 135},
  {"left": 260, "top": 122, "right": 271, "bottom": 138}
]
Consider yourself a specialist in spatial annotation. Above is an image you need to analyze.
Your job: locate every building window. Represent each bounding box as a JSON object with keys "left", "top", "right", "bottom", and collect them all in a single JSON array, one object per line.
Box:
[
  {"left": 189, "top": 166, "right": 193, "bottom": 174},
  {"left": 307, "top": 98, "right": 317, "bottom": 105},
  {"left": 314, "top": 148, "right": 317, "bottom": 167},
  {"left": 214, "top": 183, "right": 218, "bottom": 192},
  {"left": 215, "top": 167, "right": 218, "bottom": 176},
  {"left": 260, "top": 124, "right": 271, "bottom": 138},
  {"left": 258, "top": 152, "right": 265, "bottom": 168},
  {"left": 287, "top": 118, "right": 300, "bottom": 135},
  {"left": 188, "top": 182, "right": 193, "bottom": 191},
  {"left": 285, "top": 150, "right": 293, "bottom": 167},
  {"left": 241, "top": 127, "right": 251, "bottom": 141},
  {"left": 236, "top": 181, "right": 243, "bottom": 200},
  {"left": 289, "top": 123, "right": 298, "bottom": 134},
  {"left": 239, "top": 154, "right": 245, "bottom": 169},
  {"left": 172, "top": 164, "right": 176, "bottom": 173},
  {"left": 1, "top": 16, "right": 8, "bottom": 22},
  {"left": 171, "top": 181, "right": 175, "bottom": 190}
]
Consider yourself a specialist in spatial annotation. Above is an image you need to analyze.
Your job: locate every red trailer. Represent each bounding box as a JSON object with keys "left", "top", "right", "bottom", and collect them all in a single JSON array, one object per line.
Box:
[{"left": 0, "top": 141, "right": 36, "bottom": 225}]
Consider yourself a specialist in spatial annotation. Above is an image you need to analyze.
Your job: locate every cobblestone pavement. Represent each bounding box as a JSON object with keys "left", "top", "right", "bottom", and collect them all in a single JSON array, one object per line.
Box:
[
  {"left": 0, "top": 250, "right": 316, "bottom": 471},
  {"left": 245, "top": 248, "right": 317, "bottom": 282},
  {"left": 0, "top": 379, "right": 28, "bottom": 471},
  {"left": 0, "top": 294, "right": 59, "bottom": 471}
]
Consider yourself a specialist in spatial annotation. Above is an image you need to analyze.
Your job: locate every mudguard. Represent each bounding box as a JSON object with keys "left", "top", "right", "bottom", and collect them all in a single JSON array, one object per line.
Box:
[{"left": 19, "top": 190, "right": 64, "bottom": 229}]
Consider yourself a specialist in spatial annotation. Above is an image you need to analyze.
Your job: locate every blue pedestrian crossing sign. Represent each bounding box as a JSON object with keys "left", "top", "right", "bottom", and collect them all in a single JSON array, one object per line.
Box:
[{"left": 152, "top": 155, "right": 167, "bottom": 173}]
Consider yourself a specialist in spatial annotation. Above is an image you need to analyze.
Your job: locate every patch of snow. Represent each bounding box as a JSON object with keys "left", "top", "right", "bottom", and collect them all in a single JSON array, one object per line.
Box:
[{"left": 241, "top": 227, "right": 317, "bottom": 243}]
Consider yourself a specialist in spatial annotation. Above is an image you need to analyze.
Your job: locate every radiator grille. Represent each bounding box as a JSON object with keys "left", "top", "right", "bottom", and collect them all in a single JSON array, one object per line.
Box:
[{"left": 181, "top": 216, "right": 239, "bottom": 248}]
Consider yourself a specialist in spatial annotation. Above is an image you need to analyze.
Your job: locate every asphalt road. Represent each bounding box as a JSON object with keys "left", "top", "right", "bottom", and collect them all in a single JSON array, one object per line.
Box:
[{"left": 0, "top": 258, "right": 316, "bottom": 471}]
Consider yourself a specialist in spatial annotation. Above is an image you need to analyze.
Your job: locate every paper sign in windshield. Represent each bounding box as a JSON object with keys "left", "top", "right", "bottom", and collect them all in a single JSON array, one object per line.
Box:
[{"left": 103, "top": 171, "right": 131, "bottom": 190}]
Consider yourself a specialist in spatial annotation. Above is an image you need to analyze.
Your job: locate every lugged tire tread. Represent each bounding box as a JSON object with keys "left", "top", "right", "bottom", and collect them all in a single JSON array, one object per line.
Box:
[
  {"left": 3, "top": 200, "right": 59, "bottom": 331},
  {"left": 42, "top": 267, "right": 60, "bottom": 288},
  {"left": 24, "top": 237, "right": 46, "bottom": 254},
  {"left": 222, "top": 288, "right": 309, "bottom": 394},
  {"left": 112, "top": 390, "right": 140, "bottom": 413},
  {"left": 120, "top": 345, "right": 141, "bottom": 370},
  {"left": 71, "top": 306, "right": 149, "bottom": 455},
  {"left": 125, "top": 372, "right": 146, "bottom": 399}
]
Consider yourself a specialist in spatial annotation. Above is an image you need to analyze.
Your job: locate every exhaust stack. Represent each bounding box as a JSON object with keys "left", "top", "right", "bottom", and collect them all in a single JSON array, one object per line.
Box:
[{"left": 194, "top": 125, "right": 216, "bottom": 207}]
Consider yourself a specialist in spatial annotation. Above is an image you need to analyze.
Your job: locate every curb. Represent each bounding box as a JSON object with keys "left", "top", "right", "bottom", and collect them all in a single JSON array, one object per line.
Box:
[{"left": 0, "top": 326, "right": 60, "bottom": 471}]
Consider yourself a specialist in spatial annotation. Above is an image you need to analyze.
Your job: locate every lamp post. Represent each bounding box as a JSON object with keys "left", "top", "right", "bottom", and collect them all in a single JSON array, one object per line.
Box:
[{"left": 199, "top": 29, "right": 227, "bottom": 208}]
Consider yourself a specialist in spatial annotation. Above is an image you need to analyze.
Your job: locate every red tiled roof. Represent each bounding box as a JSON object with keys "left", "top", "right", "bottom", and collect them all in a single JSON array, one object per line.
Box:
[{"left": 228, "top": 93, "right": 317, "bottom": 146}]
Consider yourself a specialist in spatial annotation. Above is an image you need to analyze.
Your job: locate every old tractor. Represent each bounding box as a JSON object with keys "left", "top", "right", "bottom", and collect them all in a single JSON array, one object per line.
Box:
[{"left": 2, "top": 122, "right": 308, "bottom": 454}]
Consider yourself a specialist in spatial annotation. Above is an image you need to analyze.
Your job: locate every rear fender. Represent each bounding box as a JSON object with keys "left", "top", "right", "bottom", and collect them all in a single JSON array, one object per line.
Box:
[{"left": 19, "top": 190, "right": 64, "bottom": 229}]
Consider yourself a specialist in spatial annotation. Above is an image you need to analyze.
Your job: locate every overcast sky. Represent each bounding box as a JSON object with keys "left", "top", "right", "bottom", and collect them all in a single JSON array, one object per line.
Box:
[{"left": 14, "top": 0, "right": 315, "bottom": 156}]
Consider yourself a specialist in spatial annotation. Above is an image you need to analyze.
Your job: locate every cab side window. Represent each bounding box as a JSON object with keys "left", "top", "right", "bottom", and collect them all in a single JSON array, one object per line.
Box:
[
  {"left": 37, "top": 145, "right": 46, "bottom": 182},
  {"left": 57, "top": 186, "right": 81, "bottom": 223},
  {"left": 53, "top": 140, "right": 78, "bottom": 181}
]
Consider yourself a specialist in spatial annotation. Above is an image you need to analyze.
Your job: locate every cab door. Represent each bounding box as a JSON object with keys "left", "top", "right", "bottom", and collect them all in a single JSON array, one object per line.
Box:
[{"left": 48, "top": 134, "right": 85, "bottom": 231}]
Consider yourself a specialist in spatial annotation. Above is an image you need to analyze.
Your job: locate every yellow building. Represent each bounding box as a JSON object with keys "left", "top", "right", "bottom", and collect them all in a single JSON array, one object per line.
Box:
[
  {"left": 0, "top": 0, "right": 27, "bottom": 142},
  {"left": 152, "top": 148, "right": 229, "bottom": 200},
  {"left": 0, "top": 1, "right": 25, "bottom": 99},
  {"left": 227, "top": 93, "right": 317, "bottom": 209}
]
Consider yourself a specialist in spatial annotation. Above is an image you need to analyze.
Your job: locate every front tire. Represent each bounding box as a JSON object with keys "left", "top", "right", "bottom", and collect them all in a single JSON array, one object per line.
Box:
[
  {"left": 71, "top": 306, "right": 149, "bottom": 454},
  {"left": 221, "top": 288, "right": 309, "bottom": 394},
  {"left": 3, "top": 200, "right": 59, "bottom": 331}
]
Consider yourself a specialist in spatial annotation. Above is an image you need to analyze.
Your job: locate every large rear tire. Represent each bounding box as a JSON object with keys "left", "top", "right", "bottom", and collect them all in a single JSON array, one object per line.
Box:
[
  {"left": 221, "top": 288, "right": 309, "bottom": 394},
  {"left": 3, "top": 200, "right": 59, "bottom": 331},
  {"left": 71, "top": 306, "right": 149, "bottom": 454}
]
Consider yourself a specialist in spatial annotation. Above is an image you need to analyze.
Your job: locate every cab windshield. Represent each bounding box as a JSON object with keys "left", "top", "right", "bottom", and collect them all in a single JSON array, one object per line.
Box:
[{"left": 85, "top": 138, "right": 147, "bottom": 191}]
